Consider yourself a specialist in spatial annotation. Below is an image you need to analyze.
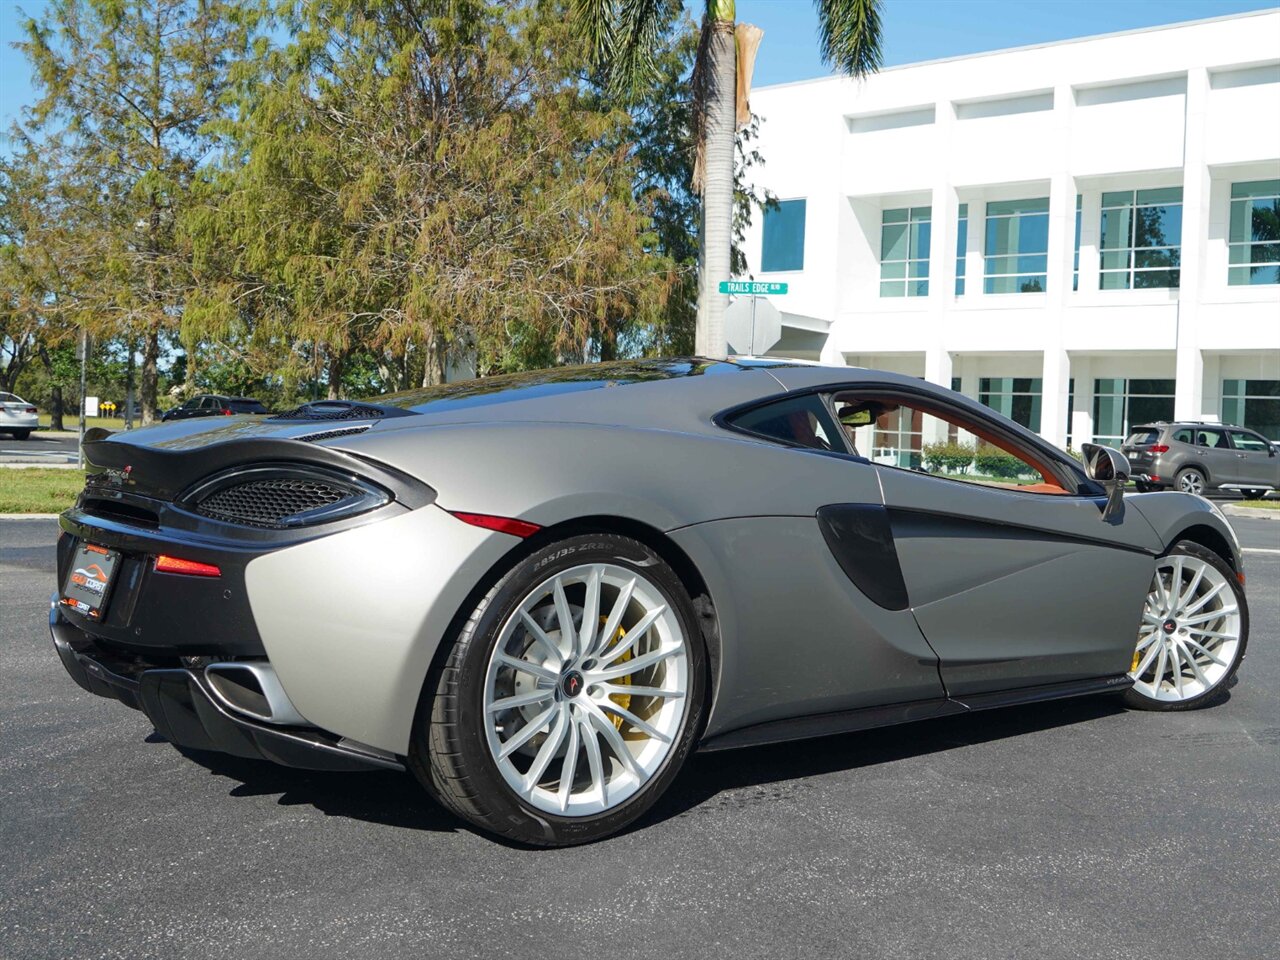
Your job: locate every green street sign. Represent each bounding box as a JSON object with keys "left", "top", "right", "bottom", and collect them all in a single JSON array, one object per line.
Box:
[{"left": 718, "top": 280, "right": 788, "bottom": 296}]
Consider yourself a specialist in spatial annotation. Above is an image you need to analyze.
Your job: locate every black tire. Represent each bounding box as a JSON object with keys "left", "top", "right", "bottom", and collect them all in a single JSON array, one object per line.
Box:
[
  {"left": 1133, "top": 481, "right": 1151, "bottom": 493},
  {"left": 1241, "top": 489, "right": 1266, "bottom": 501},
  {"left": 1122, "top": 540, "right": 1248, "bottom": 711},
  {"left": 11, "top": 429, "right": 31, "bottom": 440},
  {"left": 1174, "top": 466, "right": 1207, "bottom": 496},
  {"left": 409, "top": 533, "right": 708, "bottom": 846}
]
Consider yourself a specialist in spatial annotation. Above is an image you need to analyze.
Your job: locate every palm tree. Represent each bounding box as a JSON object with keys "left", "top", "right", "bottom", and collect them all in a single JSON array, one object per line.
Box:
[{"left": 575, "top": 0, "right": 884, "bottom": 359}]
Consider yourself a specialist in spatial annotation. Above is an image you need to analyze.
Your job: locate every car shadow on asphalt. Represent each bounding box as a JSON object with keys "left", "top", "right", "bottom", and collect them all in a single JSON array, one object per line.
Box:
[
  {"left": 155, "top": 694, "right": 1130, "bottom": 841},
  {"left": 166, "top": 740, "right": 460, "bottom": 834},
  {"left": 639, "top": 694, "right": 1130, "bottom": 831}
]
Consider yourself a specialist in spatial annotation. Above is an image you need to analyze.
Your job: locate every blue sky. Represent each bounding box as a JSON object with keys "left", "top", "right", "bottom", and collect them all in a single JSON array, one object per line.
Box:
[{"left": 1, "top": 0, "right": 1276, "bottom": 130}]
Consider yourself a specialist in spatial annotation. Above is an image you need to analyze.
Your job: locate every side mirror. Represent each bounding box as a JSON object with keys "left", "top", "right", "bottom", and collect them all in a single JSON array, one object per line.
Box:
[{"left": 1081, "top": 443, "right": 1130, "bottom": 523}]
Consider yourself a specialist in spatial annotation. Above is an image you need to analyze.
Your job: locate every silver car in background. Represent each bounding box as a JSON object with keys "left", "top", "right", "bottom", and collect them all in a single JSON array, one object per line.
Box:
[
  {"left": 48, "top": 359, "right": 1251, "bottom": 845},
  {"left": 0, "top": 392, "right": 39, "bottom": 440},
  {"left": 1123, "top": 420, "right": 1279, "bottom": 498}
]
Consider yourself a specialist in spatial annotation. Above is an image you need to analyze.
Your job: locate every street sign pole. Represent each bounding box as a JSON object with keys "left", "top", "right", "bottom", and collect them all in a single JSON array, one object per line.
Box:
[{"left": 76, "top": 328, "right": 87, "bottom": 469}]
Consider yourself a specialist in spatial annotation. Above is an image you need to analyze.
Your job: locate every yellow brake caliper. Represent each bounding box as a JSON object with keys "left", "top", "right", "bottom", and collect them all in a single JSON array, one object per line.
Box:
[{"left": 601, "top": 619, "right": 632, "bottom": 731}]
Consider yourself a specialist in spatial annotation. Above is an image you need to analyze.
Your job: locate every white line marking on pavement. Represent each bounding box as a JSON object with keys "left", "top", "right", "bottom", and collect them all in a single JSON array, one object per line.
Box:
[{"left": 1242, "top": 548, "right": 1280, "bottom": 555}]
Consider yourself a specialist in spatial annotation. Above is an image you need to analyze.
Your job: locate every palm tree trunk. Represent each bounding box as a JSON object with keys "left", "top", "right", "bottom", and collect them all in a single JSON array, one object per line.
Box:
[{"left": 695, "top": 13, "right": 736, "bottom": 361}]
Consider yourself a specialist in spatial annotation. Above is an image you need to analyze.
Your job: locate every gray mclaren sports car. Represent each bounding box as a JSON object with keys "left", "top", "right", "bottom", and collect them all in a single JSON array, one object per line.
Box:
[{"left": 51, "top": 358, "right": 1249, "bottom": 845}]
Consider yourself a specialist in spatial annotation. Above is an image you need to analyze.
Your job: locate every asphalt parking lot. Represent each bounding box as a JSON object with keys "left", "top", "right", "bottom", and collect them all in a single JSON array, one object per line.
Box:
[
  {"left": 2, "top": 517, "right": 1277, "bottom": 960},
  {"left": 0, "top": 433, "right": 79, "bottom": 464}
]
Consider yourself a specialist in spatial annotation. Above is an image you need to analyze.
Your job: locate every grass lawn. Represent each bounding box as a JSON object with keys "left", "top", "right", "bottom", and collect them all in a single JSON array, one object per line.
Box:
[
  {"left": 0, "top": 468, "right": 85, "bottom": 514},
  {"left": 1237, "top": 499, "right": 1280, "bottom": 510},
  {"left": 38, "top": 414, "right": 122, "bottom": 432}
]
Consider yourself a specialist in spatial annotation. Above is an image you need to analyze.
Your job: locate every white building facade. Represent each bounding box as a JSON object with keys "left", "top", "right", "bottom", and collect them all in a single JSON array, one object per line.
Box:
[{"left": 740, "top": 10, "right": 1280, "bottom": 450}]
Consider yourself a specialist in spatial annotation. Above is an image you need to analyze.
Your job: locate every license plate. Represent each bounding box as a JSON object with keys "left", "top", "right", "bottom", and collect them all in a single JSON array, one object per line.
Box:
[{"left": 61, "top": 541, "right": 121, "bottom": 621}]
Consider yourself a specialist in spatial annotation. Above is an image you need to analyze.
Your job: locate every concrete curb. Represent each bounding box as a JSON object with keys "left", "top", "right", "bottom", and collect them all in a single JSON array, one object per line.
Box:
[
  {"left": 1222, "top": 504, "right": 1280, "bottom": 520},
  {"left": 0, "top": 513, "right": 61, "bottom": 520},
  {"left": 0, "top": 463, "right": 81, "bottom": 469}
]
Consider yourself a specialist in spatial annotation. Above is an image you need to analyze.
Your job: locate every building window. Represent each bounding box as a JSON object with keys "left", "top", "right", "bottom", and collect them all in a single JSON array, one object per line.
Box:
[
  {"left": 1228, "top": 180, "right": 1280, "bottom": 286},
  {"left": 984, "top": 198, "right": 1048, "bottom": 294},
  {"left": 1072, "top": 194, "right": 1081, "bottom": 291},
  {"left": 1092, "top": 378, "right": 1175, "bottom": 445},
  {"left": 880, "top": 206, "right": 931, "bottom": 297},
  {"left": 979, "top": 377, "right": 1042, "bottom": 431},
  {"left": 1099, "top": 188, "right": 1182, "bottom": 289},
  {"left": 761, "top": 199, "right": 806, "bottom": 272},
  {"left": 955, "top": 204, "right": 968, "bottom": 295},
  {"left": 1222, "top": 379, "right": 1280, "bottom": 440}
]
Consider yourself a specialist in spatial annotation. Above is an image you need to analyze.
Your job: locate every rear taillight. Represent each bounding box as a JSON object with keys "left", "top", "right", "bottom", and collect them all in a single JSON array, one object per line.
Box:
[
  {"left": 155, "top": 555, "right": 222, "bottom": 577},
  {"left": 221, "top": 408, "right": 233, "bottom": 416},
  {"left": 25, "top": 406, "right": 37, "bottom": 414},
  {"left": 1150, "top": 444, "right": 1169, "bottom": 453}
]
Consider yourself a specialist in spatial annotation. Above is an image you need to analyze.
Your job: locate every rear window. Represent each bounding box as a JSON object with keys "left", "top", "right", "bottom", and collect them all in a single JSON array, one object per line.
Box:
[
  {"left": 228, "top": 399, "right": 268, "bottom": 414},
  {"left": 727, "top": 394, "right": 841, "bottom": 451},
  {"left": 1126, "top": 429, "right": 1160, "bottom": 446}
]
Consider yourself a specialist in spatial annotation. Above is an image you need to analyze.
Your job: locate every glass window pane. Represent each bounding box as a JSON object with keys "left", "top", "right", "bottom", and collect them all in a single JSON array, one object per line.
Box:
[
  {"left": 986, "top": 197, "right": 1049, "bottom": 216},
  {"left": 882, "top": 207, "right": 909, "bottom": 223},
  {"left": 761, "top": 199, "right": 806, "bottom": 271},
  {"left": 1133, "top": 269, "right": 1179, "bottom": 288},
  {"left": 1100, "top": 270, "right": 1132, "bottom": 289},
  {"left": 880, "top": 280, "right": 905, "bottom": 297},
  {"left": 1133, "top": 248, "right": 1180, "bottom": 269},
  {"left": 1100, "top": 208, "right": 1132, "bottom": 250},
  {"left": 1245, "top": 380, "right": 1280, "bottom": 397},
  {"left": 1100, "top": 249, "right": 1132, "bottom": 270},
  {"left": 1136, "top": 186, "right": 1183, "bottom": 205},
  {"left": 1229, "top": 199, "right": 1251, "bottom": 244},
  {"left": 880, "top": 259, "right": 907, "bottom": 280},
  {"left": 911, "top": 279, "right": 930, "bottom": 297},
  {"left": 881, "top": 222, "right": 909, "bottom": 261},
  {"left": 1251, "top": 199, "right": 1280, "bottom": 243},
  {"left": 1246, "top": 242, "right": 1280, "bottom": 265},
  {"left": 1134, "top": 205, "right": 1181, "bottom": 249},
  {"left": 1229, "top": 264, "right": 1280, "bottom": 285},
  {"left": 1244, "top": 398, "right": 1280, "bottom": 440},
  {"left": 910, "top": 220, "right": 932, "bottom": 259},
  {"left": 1101, "top": 190, "right": 1134, "bottom": 208},
  {"left": 908, "top": 260, "right": 930, "bottom": 279},
  {"left": 1230, "top": 179, "right": 1280, "bottom": 199}
]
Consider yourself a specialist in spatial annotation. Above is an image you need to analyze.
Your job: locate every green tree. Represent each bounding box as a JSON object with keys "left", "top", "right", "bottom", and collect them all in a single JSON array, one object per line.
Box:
[
  {"left": 574, "top": 0, "right": 883, "bottom": 358},
  {"left": 187, "top": 0, "right": 671, "bottom": 397},
  {"left": 17, "top": 0, "right": 261, "bottom": 423}
]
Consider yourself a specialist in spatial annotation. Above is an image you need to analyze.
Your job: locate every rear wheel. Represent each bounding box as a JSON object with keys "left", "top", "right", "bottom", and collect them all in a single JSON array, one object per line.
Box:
[
  {"left": 1240, "top": 489, "right": 1267, "bottom": 501},
  {"left": 11, "top": 429, "right": 30, "bottom": 440},
  {"left": 1123, "top": 541, "right": 1247, "bottom": 711},
  {"left": 1174, "top": 467, "right": 1206, "bottom": 495},
  {"left": 410, "top": 533, "right": 707, "bottom": 845},
  {"left": 1133, "top": 481, "right": 1152, "bottom": 493}
]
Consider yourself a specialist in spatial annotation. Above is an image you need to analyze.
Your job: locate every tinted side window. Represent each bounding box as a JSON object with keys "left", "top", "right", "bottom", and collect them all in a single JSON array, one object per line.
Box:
[
  {"left": 1229, "top": 430, "right": 1269, "bottom": 451},
  {"left": 728, "top": 394, "right": 841, "bottom": 451},
  {"left": 1196, "top": 429, "right": 1229, "bottom": 448},
  {"left": 1172, "top": 429, "right": 1193, "bottom": 444}
]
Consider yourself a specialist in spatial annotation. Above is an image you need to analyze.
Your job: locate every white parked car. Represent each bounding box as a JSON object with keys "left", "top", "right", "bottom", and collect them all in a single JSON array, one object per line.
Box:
[{"left": 0, "top": 392, "right": 39, "bottom": 440}]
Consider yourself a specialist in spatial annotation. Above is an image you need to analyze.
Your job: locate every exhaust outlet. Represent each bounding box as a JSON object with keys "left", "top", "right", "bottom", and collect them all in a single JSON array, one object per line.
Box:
[{"left": 204, "top": 661, "right": 309, "bottom": 726}]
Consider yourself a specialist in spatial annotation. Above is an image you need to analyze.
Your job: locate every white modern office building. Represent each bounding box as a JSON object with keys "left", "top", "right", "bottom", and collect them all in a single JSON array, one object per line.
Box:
[{"left": 741, "top": 9, "right": 1280, "bottom": 450}]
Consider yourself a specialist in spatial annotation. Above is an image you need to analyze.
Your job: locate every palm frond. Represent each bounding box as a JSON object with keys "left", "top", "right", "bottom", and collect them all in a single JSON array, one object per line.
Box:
[
  {"left": 573, "top": 0, "right": 675, "bottom": 99},
  {"left": 815, "top": 0, "right": 884, "bottom": 78}
]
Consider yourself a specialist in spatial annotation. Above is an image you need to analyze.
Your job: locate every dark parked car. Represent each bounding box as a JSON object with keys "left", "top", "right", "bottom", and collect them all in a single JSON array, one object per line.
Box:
[
  {"left": 1122, "top": 421, "right": 1278, "bottom": 498},
  {"left": 161, "top": 395, "right": 270, "bottom": 422}
]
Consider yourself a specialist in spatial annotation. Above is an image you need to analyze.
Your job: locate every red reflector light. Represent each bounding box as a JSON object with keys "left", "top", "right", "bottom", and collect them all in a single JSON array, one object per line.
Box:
[
  {"left": 222, "top": 408, "right": 233, "bottom": 415},
  {"left": 1149, "top": 476, "right": 1161, "bottom": 482},
  {"left": 155, "top": 555, "right": 222, "bottom": 577},
  {"left": 26, "top": 407, "right": 37, "bottom": 413},
  {"left": 449, "top": 511, "right": 541, "bottom": 539},
  {"left": 1150, "top": 444, "right": 1169, "bottom": 453}
]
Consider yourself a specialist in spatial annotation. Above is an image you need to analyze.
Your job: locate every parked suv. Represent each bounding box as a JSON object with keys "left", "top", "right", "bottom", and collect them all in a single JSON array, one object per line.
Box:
[
  {"left": 160, "top": 395, "right": 270, "bottom": 422},
  {"left": 1122, "top": 421, "right": 1278, "bottom": 498}
]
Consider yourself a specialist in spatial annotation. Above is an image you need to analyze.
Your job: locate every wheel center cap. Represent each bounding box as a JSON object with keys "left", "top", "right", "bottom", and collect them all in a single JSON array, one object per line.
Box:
[
  {"left": 561, "top": 670, "right": 585, "bottom": 699},
  {"left": 1162, "top": 619, "right": 1177, "bottom": 634}
]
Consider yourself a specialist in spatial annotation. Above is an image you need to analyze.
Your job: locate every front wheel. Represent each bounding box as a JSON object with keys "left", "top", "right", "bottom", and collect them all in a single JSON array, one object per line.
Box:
[
  {"left": 1123, "top": 541, "right": 1247, "bottom": 711},
  {"left": 410, "top": 533, "right": 707, "bottom": 845}
]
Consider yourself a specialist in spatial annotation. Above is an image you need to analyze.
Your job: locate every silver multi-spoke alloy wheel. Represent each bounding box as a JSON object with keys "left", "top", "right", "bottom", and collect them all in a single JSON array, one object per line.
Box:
[
  {"left": 1128, "top": 549, "right": 1243, "bottom": 705},
  {"left": 482, "top": 562, "right": 689, "bottom": 817},
  {"left": 1177, "top": 469, "right": 1205, "bottom": 495}
]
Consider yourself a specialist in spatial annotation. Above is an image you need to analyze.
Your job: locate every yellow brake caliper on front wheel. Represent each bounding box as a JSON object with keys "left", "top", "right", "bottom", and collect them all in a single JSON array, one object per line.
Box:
[{"left": 601, "top": 620, "right": 631, "bottom": 731}]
